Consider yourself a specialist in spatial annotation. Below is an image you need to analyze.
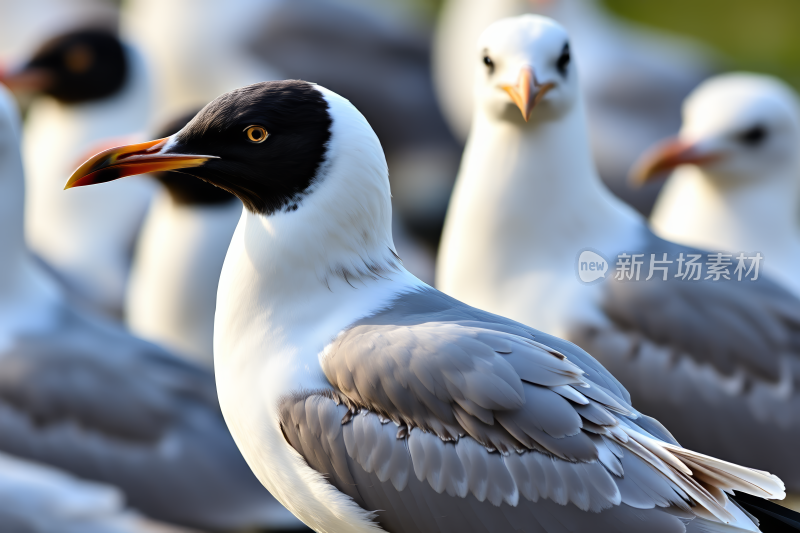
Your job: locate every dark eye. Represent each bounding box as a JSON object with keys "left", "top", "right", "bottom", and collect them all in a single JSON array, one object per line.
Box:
[
  {"left": 739, "top": 125, "right": 767, "bottom": 146},
  {"left": 556, "top": 43, "right": 570, "bottom": 77},
  {"left": 483, "top": 55, "right": 495, "bottom": 74},
  {"left": 65, "top": 44, "right": 93, "bottom": 73},
  {"left": 245, "top": 125, "right": 268, "bottom": 143}
]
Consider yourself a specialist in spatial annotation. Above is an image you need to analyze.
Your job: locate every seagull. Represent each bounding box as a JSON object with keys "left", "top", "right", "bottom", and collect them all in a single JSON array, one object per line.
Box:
[
  {"left": 126, "top": 110, "right": 240, "bottom": 367},
  {"left": 631, "top": 73, "right": 800, "bottom": 298},
  {"left": 0, "top": 84, "right": 304, "bottom": 531},
  {"left": 433, "top": 0, "right": 717, "bottom": 215},
  {"left": 0, "top": 451, "right": 197, "bottom": 533},
  {"left": 122, "top": 0, "right": 458, "bottom": 254},
  {"left": 1, "top": 28, "right": 156, "bottom": 317},
  {"left": 65, "top": 79, "right": 798, "bottom": 532},
  {"left": 437, "top": 14, "right": 800, "bottom": 502}
]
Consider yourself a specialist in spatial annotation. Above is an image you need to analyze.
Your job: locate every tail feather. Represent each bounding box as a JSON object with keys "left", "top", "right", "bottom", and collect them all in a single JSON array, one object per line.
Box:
[{"left": 617, "top": 425, "right": 785, "bottom": 528}]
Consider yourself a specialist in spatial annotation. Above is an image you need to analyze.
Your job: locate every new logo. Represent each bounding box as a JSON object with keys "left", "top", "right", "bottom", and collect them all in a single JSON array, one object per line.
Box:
[{"left": 576, "top": 249, "right": 608, "bottom": 284}]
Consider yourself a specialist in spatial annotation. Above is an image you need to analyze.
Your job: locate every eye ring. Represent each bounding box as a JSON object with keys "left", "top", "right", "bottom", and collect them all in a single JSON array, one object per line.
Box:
[{"left": 245, "top": 125, "right": 269, "bottom": 143}]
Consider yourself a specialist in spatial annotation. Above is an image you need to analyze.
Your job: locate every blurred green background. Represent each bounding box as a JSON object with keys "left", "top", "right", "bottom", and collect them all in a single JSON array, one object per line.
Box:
[
  {"left": 603, "top": 0, "right": 800, "bottom": 88},
  {"left": 412, "top": 0, "right": 800, "bottom": 88}
]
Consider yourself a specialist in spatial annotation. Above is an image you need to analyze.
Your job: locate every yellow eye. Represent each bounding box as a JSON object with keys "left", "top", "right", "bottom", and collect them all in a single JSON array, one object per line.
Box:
[{"left": 245, "top": 126, "right": 268, "bottom": 143}]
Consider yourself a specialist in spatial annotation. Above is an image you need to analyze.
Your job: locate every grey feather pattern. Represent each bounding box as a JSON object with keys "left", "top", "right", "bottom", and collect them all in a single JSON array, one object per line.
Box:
[
  {"left": 282, "top": 288, "right": 783, "bottom": 531},
  {"left": 281, "top": 392, "right": 760, "bottom": 533},
  {"left": 597, "top": 231, "right": 800, "bottom": 383},
  {"left": 0, "top": 302, "right": 288, "bottom": 530},
  {"left": 570, "top": 228, "right": 800, "bottom": 491}
]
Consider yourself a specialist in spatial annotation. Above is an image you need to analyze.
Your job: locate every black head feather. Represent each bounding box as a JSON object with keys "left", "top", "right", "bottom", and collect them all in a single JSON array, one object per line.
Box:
[
  {"left": 151, "top": 110, "right": 236, "bottom": 206},
  {"left": 24, "top": 28, "right": 127, "bottom": 104},
  {"left": 166, "top": 80, "right": 332, "bottom": 215}
]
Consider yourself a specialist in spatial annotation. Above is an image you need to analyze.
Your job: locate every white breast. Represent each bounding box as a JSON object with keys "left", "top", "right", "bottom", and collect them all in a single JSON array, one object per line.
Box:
[{"left": 214, "top": 215, "right": 423, "bottom": 533}]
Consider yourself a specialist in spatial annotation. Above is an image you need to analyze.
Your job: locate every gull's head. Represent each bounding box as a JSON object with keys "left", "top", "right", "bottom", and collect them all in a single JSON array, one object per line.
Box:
[
  {"left": 632, "top": 73, "right": 800, "bottom": 187},
  {"left": 65, "top": 80, "right": 396, "bottom": 271},
  {"left": 474, "top": 15, "right": 577, "bottom": 124},
  {"left": 0, "top": 28, "right": 127, "bottom": 104}
]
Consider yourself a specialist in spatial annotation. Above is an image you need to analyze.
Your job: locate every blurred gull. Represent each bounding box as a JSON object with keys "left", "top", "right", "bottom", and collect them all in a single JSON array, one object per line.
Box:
[
  {"left": 433, "top": 0, "right": 717, "bottom": 214},
  {"left": 0, "top": 452, "right": 198, "bottom": 533},
  {"left": 2, "top": 28, "right": 156, "bottom": 317},
  {"left": 64, "top": 79, "right": 792, "bottom": 533},
  {"left": 0, "top": 84, "right": 304, "bottom": 531},
  {"left": 437, "top": 15, "right": 800, "bottom": 497},
  {"left": 633, "top": 73, "right": 800, "bottom": 298},
  {"left": 127, "top": 111, "right": 241, "bottom": 367}
]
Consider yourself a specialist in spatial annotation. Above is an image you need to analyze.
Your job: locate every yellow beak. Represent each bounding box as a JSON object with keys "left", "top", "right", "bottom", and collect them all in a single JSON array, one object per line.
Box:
[{"left": 502, "top": 66, "right": 555, "bottom": 122}]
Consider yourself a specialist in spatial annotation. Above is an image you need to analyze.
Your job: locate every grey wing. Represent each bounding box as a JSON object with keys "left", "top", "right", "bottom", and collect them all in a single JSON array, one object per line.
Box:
[
  {"left": 597, "top": 232, "right": 800, "bottom": 382},
  {"left": 569, "top": 231, "right": 800, "bottom": 489},
  {"left": 281, "top": 393, "right": 754, "bottom": 533},
  {"left": 0, "top": 304, "right": 289, "bottom": 531},
  {"left": 284, "top": 288, "right": 781, "bottom": 532}
]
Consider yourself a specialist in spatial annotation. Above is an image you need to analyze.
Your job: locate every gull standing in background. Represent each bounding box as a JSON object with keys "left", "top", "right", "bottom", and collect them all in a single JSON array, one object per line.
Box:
[
  {"left": 631, "top": 73, "right": 800, "bottom": 298},
  {"left": 1, "top": 28, "right": 156, "bottom": 317},
  {"left": 66, "top": 79, "right": 795, "bottom": 533},
  {"left": 437, "top": 15, "right": 800, "bottom": 501},
  {"left": 0, "top": 83, "right": 303, "bottom": 531},
  {"left": 127, "top": 111, "right": 241, "bottom": 367},
  {"left": 433, "top": 0, "right": 716, "bottom": 214}
]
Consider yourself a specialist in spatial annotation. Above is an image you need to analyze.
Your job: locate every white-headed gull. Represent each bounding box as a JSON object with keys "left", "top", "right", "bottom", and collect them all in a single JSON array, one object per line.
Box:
[
  {"left": 437, "top": 15, "right": 800, "bottom": 501},
  {"left": 632, "top": 73, "right": 800, "bottom": 298}
]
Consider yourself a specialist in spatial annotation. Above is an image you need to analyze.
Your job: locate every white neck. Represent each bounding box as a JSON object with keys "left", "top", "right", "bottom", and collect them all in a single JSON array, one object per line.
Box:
[
  {"left": 438, "top": 97, "right": 641, "bottom": 295},
  {"left": 653, "top": 165, "right": 800, "bottom": 250},
  {"left": 650, "top": 165, "right": 800, "bottom": 296},
  {"left": 214, "top": 87, "right": 412, "bottom": 373}
]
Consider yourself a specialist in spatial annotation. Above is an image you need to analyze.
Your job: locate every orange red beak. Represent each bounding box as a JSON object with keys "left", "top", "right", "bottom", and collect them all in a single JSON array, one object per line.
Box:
[
  {"left": 64, "top": 137, "right": 214, "bottom": 189},
  {"left": 629, "top": 137, "right": 725, "bottom": 186}
]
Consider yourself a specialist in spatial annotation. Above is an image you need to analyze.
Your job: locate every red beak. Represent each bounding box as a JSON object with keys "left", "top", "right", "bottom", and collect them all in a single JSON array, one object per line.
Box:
[{"left": 629, "top": 137, "right": 725, "bottom": 186}]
